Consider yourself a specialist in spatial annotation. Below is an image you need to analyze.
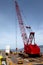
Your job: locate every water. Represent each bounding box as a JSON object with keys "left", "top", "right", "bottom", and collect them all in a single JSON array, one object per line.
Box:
[
  {"left": 1, "top": 46, "right": 43, "bottom": 54},
  {"left": 40, "top": 47, "right": 43, "bottom": 53}
]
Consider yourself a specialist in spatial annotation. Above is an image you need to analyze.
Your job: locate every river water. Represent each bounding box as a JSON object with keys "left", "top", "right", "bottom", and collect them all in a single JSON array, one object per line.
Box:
[{"left": 40, "top": 47, "right": 43, "bottom": 54}]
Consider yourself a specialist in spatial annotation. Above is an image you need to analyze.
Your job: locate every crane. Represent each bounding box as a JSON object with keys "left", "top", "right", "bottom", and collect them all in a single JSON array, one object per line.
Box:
[{"left": 15, "top": 1, "right": 40, "bottom": 56}]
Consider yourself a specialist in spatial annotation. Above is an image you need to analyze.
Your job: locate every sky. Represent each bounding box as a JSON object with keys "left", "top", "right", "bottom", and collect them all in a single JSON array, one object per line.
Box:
[{"left": 0, "top": 0, "right": 43, "bottom": 49}]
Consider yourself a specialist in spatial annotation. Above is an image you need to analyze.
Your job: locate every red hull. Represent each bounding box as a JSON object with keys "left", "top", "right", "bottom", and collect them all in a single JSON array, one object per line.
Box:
[{"left": 24, "top": 44, "right": 40, "bottom": 55}]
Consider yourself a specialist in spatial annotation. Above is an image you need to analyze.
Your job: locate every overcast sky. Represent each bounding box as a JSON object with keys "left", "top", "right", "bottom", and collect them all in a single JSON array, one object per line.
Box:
[{"left": 0, "top": 0, "right": 43, "bottom": 49}]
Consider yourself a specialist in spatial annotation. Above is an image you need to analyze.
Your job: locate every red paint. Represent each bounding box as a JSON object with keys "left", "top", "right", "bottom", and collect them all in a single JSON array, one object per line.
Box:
[{"left": 24, "top": 43, "right": 40, "bottom": 55}]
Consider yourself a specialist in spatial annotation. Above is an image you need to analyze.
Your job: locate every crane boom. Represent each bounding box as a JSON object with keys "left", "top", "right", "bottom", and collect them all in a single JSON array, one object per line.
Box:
[{"left": 15, "top": 1, "right": 28, "bottom": 44}]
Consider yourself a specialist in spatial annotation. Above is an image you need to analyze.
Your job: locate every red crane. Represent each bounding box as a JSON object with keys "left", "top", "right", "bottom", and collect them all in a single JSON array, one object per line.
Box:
[{"left": 15, "top": 1, "right": 40, "bottom": 56}]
